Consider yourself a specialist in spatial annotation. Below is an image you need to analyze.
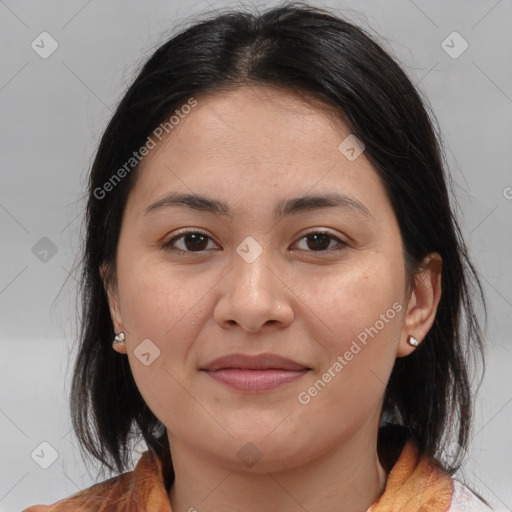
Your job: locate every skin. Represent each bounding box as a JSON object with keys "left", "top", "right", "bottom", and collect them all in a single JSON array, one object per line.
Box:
[{"left": 103, "top": 85, "right": 442, "bottom": 512}]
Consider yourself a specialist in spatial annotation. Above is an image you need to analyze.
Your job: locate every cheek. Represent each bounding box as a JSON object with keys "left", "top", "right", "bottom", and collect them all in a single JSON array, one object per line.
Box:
[
  {"left": 292, "top": 256, "right": 405, "bottom": 412},
  {"left": 114, "top": 256, "right": 209, "bottom": 413},
  {"left": 293, "top": 253, "right": 405, "bottom": 346},
  {"left": 117, "top": 253, "right": 207, "bottom": 337}
]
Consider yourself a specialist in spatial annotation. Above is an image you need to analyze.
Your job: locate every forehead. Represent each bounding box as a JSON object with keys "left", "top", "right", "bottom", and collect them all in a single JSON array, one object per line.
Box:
[
  {"left": 158, "top": 85, "right": 351, "bottom": 166},
  {"left": 126, "top": 85, "right": 389, "bottom": 220}
]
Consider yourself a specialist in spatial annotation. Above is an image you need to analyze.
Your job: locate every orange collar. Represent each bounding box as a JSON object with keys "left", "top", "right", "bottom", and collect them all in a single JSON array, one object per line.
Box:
[
  {"left": 368, "top": 441, "right": 453, "bottom": 511},
  {"left": 23, "top": 441, "right": 453, "bottom": 511}
]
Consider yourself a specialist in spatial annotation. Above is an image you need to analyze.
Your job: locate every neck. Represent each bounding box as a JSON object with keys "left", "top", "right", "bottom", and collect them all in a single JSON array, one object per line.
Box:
[{"left": 167, "top": 421, "right": 388, "bottom": 512}]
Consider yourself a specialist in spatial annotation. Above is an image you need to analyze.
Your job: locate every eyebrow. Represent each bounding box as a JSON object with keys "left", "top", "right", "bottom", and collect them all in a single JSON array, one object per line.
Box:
[{"left": 144, "top": 192, "right": 372, "bottom": 219}]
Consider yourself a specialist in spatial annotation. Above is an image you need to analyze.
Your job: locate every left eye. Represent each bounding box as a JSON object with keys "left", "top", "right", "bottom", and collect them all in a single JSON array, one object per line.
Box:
[
  {"left": 162, "top": 231, "right": 347, "bottom": 254},
  {"left": 294, "top": 231, "right": 347, "bottom": 252}
]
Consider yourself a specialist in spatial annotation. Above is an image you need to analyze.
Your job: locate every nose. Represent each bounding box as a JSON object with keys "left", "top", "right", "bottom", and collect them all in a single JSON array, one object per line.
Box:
[{"left": 213, "top": 248, "right": 294, "bottom": 333}]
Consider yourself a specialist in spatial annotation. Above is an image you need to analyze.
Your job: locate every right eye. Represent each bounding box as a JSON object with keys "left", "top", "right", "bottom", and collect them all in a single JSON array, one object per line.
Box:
[{"left": 162, "top": 231, "right": 219, "bottom": 254}]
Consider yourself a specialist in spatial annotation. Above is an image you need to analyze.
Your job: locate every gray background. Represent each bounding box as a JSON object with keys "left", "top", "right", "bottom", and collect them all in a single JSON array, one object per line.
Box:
[{"left": 1, "top": 0, "right": 511, "bottom": 510}]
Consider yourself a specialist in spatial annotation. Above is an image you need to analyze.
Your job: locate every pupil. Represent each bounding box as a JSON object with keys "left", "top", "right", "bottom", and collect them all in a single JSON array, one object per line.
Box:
[
  {"left": 307, "top": 233, "right": 330, "bottom": 251},
  {"left": 182, "top": 233, "right": 331, "bottom": 252},
  {"left": 185, "top": 233, "right": 207, "bottom": 251}
]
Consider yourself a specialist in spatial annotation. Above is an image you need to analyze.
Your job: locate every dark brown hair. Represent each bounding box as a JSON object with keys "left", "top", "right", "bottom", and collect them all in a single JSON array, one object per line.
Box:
[{"left": 70, "top": 1, "right": 486, "bottom": 487}]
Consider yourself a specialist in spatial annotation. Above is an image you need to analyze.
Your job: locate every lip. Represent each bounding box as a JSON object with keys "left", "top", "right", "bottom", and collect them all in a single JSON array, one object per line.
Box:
[
  {"left": 200, "top": 353, "right": 311, "bottom": 392},
  {"left": 200, "top": 353, "right": 309, "bottom": 371},
  {"left": 203, "top": 368, "right": 310, "bottom": 392}
]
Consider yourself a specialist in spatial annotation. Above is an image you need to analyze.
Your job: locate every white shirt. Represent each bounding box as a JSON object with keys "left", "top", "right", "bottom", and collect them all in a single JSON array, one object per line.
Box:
[{"left": 447, "top": 480, "right": 496, "bottom": 511}]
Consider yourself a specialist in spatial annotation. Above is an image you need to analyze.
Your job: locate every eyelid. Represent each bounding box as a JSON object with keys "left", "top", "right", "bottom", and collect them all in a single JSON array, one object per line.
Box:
[
  {"left": 164, "top": 228, "right": 219, "bottom": 251},
  {"left": 293, "top": 229, "right": 348, "bottom": 253},
  {"left": 300, "top": 227, "right": 346, "bottom": 241},
  {"left": 162, "top": 227, "right": 349, "bottom": 255}
]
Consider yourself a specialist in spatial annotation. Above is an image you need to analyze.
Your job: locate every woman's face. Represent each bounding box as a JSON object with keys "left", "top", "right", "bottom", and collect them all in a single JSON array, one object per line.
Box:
[{"left": 105, "top": 85, "right": 437, "bottom": 472}]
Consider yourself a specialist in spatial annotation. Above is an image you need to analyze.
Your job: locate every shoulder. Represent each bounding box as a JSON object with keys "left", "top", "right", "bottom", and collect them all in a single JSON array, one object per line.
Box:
[
  {"left": 447, "top": 479, "right": 494, "bottom": 512},
  {"left": 20, "top": 471, "right": 136, "bottom": 512},
  {"left": 20, "top": 448, "right": 172, "bottom": 512}
]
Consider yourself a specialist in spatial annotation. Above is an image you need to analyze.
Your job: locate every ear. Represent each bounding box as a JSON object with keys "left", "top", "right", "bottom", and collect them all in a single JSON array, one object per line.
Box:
[
  {"left": 100, "top": 263, "right": 127, "bottom": 354},
  {"left": 397, "top": 253, "right": 442, "bottom": 357}
]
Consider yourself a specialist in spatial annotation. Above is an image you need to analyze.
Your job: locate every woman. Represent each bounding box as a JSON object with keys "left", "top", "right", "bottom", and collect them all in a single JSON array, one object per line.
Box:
[{"left": 23, "top": 3, "right": 492, "bottom": 511}]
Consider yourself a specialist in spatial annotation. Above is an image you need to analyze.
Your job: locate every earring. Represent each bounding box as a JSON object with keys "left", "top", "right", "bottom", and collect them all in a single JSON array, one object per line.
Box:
[
  {"left": 407, "top": 335, "right": 419, "bottom": 347},
  {"left": 113, "top": 332, "right": 125, "bottom": 346}
]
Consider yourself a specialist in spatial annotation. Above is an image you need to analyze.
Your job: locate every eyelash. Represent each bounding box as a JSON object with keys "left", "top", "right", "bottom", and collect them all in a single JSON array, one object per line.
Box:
[{"left": 162, "top": 229, "right": 348, "bottom": 256}]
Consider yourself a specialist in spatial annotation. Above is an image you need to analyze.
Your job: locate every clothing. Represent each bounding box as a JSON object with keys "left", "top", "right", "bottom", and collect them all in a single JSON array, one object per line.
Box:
[
  {"left": 22, "top": 441, "right": 492, "bottom": 512},
  {"left": 448, "top": 480, "right": 495, "bottom": 512}
]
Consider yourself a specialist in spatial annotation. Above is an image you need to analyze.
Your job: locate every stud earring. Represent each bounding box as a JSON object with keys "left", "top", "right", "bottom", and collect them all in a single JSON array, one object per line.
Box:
[
  {"left": 407, "top": 335, "right": 419, "bottom": 347},
  {"left": 113, "top": 332, "right": 125, "bottom": 346}
]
